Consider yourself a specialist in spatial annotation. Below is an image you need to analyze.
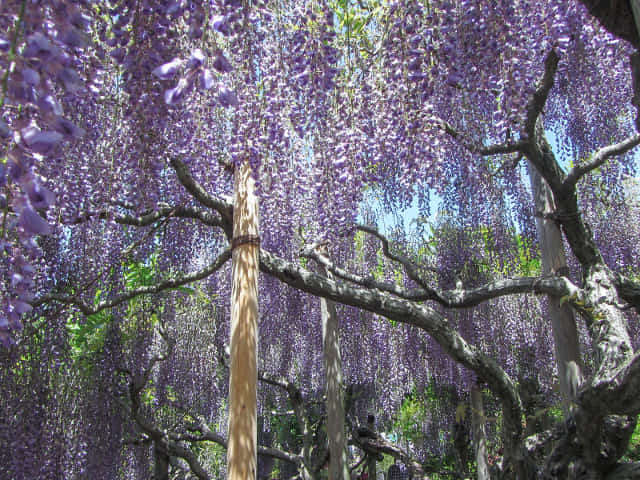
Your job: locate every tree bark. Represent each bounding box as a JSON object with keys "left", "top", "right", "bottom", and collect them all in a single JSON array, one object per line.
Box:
[
  {"left": 367, "top": 456, "right": 377, "bottom": 479},
  {"left": 527, "top": 159, "right": 582, "bottom": 413},
  {"left": 471, "top": 385, "right": 490, "bottom": 480},
  {"left": 526, "top": 130, "right": 637, "bottom": 477},
  {"left": 154, "top": 442, "right": 170, "bottom": 480},
  {"left": 228, "top": 161, "right": 260, "bottom": 480}
]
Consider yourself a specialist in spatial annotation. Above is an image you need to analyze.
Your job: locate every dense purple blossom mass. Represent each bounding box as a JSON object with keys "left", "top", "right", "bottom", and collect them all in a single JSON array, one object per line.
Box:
[{"left": 1, "top": 0, "right": 640, "bottom": 478}]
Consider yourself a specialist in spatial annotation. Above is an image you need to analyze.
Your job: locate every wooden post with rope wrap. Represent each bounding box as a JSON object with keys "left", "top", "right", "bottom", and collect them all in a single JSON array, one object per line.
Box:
[{"left": 228, "top": 161, "right": 260, "bottom": 480}]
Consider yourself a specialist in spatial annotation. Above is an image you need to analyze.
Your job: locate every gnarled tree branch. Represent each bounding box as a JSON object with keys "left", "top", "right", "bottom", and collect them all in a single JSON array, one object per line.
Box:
[
  {"left": 356, "top": 224, "right": 438, "bottom": 290},
  {"left": 301, "top": 241, "right": 583, "bottom": 309},
  {"left": 67, "top": 204, "right": 224, "bottom": 228},
  {"left": 580, "top": 350, "right": 640, "bottom": 416},
  {"left": 177, "top": 416, "right": 302, "bottom": 466},
  {"left": 563, "top": 134, "right": 640, "bottom": 189},
  {"left": 121, "top": 326, "right": 211, "bottom": 480},
  {"left": 301, "top": 243, "right": 430, "bottom": 301},
  {"left": 614, "top": 273, "right": 640, "bottom": 313},
  {"left": 259, "top": 248, "right": 525, "bottom": 451},
  {"left": 32, "top": 247, "right": 232, "bottom": 315},
  {"left": 523, "top": 50, "right": 559, "bottom": 141},
  {"left": 169, "top": 156, "right": 233, "bottom": 237},
  {"left": 349, "top": 421, "right": 428, "bottom": 479},
  {"left": 436, "top": 116, "right": 526, "bottom": 156}
]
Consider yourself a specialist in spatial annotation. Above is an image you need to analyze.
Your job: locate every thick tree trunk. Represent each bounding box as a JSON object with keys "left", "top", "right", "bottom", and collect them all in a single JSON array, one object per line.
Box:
[
  {"left": 527, "top": 160, "right": 582, "bottom": 413},
  {"left": 228, "top": 161, "right": 260, "bottom": 480},
  {"left": 526, "top": 135, "right": 637, "bottom": 477},
  {"left": 453, "top": 417, "right": 471, "bottom": 477},
  {"left": 471, "top": 385, "right": 490, "bottom": 480},
  {"left": 572, "top": 267, "right": 636, "bottom": 475},
  {"left": 367, "top": 456, "right": 377, "bottom": 480},
  {"left": 154, "top": 442, "right": 170, "bottom": 480},
  {"left": 320, "top": 271, "right": 350, "bottom": 480}
]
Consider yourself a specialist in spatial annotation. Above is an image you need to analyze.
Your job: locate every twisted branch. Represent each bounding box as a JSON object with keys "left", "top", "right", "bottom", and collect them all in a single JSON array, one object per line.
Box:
[
  {"left": 356, "top": 224, "right": 437, "bottom": 291},
  {"left": 121, "top": 326, "right": 211, "bottom": 480},
  {"left": 437, "top": 117, "right": 526, "bottom": 156},
  {"left": 523, "top": 50, "right": 559, "bottom": 141},
  {"left": 300, "top": 242, "right": 430, "bottom": 301},
  {"left": 563, "top": 134, "right": 640, "bottom": 188},
  {"left": 168, "top": 157, "right": 233, "bottom": 237},
  {"left": 33, "top": 247, "right": 232, "bottom": 315},
  {"left": 300, "top": 239, "right": 583, "bottom": 309},
  {"left": 67, "top": 204, "right": 224, "bottom": 228}
]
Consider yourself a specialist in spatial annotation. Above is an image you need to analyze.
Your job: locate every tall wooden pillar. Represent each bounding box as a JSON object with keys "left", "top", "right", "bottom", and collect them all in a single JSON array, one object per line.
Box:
[
  {"left": 471, "top": 385, "right": 490, "bottom": 480},
  {"left": 527, "top": 159, "right": 581, "bottom": 413},
  {"left": 319, "top": 251, "right": 350, "bottom": 480},
  {"left": 228, "top": 161, "right": 260, "bottom": 480},
  {"left": 631, "top": 1, "right": 640, "bottom": 35},
  {"left": 366, "top": 415, "right": 377, "bottom": 480}
]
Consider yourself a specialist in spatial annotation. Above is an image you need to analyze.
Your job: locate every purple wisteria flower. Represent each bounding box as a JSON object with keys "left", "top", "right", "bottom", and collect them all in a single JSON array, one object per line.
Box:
[
  {"left": 217, "top": 84, "right": 239, "bottom": 107},
  {"left": 211, "top": 15, "right": 231, "bottom": 35},
  {"left": 152, "top": 58, "right": 183, "bottom": 80},
  {"left": 164, "top": 78, "right": 190, "bottom": 105},
  {"left": 200, "top": 68, "right": 215, "bottom": 90},
  {"left": 212, "top": 50, "right": 233, "bottom": 73},
  {"left": 21, "top": 127, "right": 64, "bottom": 154},
  {"left": 18, "top": 205, "right": 52, "bottom": 236}
]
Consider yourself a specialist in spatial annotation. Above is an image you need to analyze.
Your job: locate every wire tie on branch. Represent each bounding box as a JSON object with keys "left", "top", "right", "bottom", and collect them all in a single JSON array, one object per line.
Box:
[{"left": 231, "top": 234, "right": 261, "bottom": 250}]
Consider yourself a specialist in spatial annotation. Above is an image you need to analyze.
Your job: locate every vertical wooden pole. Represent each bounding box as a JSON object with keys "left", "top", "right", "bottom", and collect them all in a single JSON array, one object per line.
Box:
[
  {"left": 631, "top": 1, "right": 640, "bottom": 35},
  {"left": 319, "top": 251, "right": 350, "bottom": 480},
  {"left": 471, "top": 385, "right": 490, "bottom": 480},
  {"left": 366, "top": 415, "right": 377, "bottom": 480},
  {"left": 527, "top": 160, "right": 581, "bottom": 413},
  {"left": 228, "top": 161, "right": 259, "bottom": 480}
]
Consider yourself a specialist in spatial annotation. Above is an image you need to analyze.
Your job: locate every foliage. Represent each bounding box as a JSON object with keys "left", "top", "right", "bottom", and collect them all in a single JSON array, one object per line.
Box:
[
  {"left": 623, "top": 421, "right": 640, "bottom": 462},
  {"left": 394, "top": 388, "right": 429, "bottom": 447},
  {"left": 271, "top": 411, "right": 303, "bottom": 451},
  {"left": 192, "top": 438, "right": 227, "bottom": 479},
  {"left": 65, "top": 291, "right": 112, "bottom": 373}
]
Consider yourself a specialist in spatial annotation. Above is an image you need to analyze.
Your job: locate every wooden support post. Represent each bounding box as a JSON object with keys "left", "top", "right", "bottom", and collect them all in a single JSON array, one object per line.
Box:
[
  {"left": 527, "top": 160, "right": 582, "bottom": 413},
  {"left": 319, "top": 250, "right": 350, "bottom": 480},
  {"left": 631, "top": 1, "right": 640, "bottom": 36},
  {"left": 471, "top": 385, "right": 490, "bottom": 480},
  {"left": 366, "top": 415, "right": 377, "bottom": 480},
  {"left": 228, "top": 161, "right": 260, "bottom": 480}
]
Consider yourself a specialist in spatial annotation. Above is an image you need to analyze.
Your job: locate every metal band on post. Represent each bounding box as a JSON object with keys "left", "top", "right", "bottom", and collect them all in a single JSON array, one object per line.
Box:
[{"left": 231, "top": 234, "right": 260, "bottom": 250}]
